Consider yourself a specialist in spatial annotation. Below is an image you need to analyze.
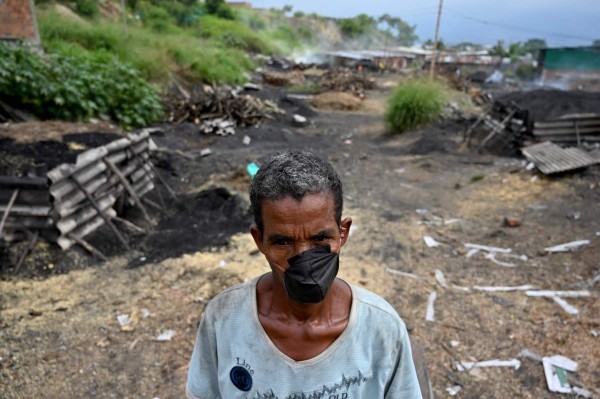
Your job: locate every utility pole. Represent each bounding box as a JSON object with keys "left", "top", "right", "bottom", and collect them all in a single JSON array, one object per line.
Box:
[{"left": 429, "top": 0, "right": 443, "bottom": 78}]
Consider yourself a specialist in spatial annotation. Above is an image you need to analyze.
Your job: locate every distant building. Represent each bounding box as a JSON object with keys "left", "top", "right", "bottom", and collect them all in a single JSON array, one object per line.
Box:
[
  {"left": 226, "top": 2, "right": 252, "bottom": 8},
  {"left": 321, "top": 49, "right": 422, "bottom": 71},
  {"left": 538, "top": 47, "right": 600, "bottom": 91},
  {"left": 0, "top": 0, "right": 40, "bottom": 44}
]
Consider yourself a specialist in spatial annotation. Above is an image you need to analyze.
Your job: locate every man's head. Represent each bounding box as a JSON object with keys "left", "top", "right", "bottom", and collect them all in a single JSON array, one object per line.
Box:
[{"left": 249, "top": 150, "right": 343, "bottom": 235}]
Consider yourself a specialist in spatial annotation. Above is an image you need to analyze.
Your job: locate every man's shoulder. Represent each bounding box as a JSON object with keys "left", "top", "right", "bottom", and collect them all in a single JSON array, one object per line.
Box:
[
  {"left": 203, "top": 277, "right": 256, "bottom": 317},
  {"left": 351, "top": 284, "right": 404, "bottom": 325}
]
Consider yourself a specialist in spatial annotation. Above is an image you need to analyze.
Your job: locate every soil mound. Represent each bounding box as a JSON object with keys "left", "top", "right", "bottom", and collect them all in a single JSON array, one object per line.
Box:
[
  {"left": 310, "top": 92, "right": 363, "bottom": 111},
  {"left": 495, "top": 89, "right": 600, "bottom": 121}
]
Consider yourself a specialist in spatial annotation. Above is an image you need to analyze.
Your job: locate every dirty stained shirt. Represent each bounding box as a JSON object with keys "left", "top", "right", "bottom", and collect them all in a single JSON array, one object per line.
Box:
[{"left": 186, "top": 276, "right": 422, "bottom": 399}]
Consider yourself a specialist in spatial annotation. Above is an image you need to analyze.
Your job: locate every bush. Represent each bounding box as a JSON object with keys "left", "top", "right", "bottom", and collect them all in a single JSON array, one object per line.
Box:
[
  {"left": 196, "top": 15, "right": 276, "bottom": 54},
  {"left": 515, "top": 64, "right": 536, "bottom": 81},
  {"left": 384, "top": 80, "right": 446, "bottom": 134},
  {"left": 0, "top": 43, "right": 163, "bottom": 127},
  {"left": 75, "top": 0, "right": 99, "bottom": 18}
]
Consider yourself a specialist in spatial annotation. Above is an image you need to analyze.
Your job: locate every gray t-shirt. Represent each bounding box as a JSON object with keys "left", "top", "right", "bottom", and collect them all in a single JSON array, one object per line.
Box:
[{"left": 187, "top": 276, "right": 422, "bottom": 399}]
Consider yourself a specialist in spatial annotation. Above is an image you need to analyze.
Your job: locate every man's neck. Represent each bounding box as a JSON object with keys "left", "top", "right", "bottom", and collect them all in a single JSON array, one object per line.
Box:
[{"left": 258, "top": 272, "right": 343, "bottom": 324}]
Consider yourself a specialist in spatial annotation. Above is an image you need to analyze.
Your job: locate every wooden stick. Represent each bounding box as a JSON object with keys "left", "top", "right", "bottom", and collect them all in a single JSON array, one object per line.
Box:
[
  {"left": 0, "top": 188, "right": 20, "bottom": 239},
  {"left": 112, "top": 216, "right": 146, "bottom": 235},
  {"left": 478, "top": 109, "right": 517, "bottom": 151},
  {"left": 103, "top": 158, "right": 152, "bottom": 226},
  {"left": 14, "top": 230, "right": 39, "bottom": 274},
  {"left": 68, "top": 233, "right": 107, "bottom": 261},
  {"left": 69, "top": 177, "right": 131, "bottom": 251},
  {"left": 142, "top": 197, "right": 164, "bottom": 213},
  {"left": 135, "top": 152, "right": 176, "bottom": 199}
]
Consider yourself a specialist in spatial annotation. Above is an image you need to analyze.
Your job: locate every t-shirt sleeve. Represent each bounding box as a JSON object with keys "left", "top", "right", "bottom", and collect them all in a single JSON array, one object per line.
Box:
[
  {"left": 384, "top": 324, "right": 423, "bottom": 399},
  {"left": 186, "top": 309, "right": 220, "bottom": 399}
]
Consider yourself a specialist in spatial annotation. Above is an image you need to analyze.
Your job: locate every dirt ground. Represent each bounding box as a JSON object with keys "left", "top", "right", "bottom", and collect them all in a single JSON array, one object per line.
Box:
[{"left": 1, "top": 76, "right": 599, "bottom": 399}]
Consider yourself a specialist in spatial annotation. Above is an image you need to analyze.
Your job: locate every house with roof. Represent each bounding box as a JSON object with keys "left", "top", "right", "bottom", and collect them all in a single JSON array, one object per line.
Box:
[{"left": 538, "top": 46, "right": 600, "bottom": 91}]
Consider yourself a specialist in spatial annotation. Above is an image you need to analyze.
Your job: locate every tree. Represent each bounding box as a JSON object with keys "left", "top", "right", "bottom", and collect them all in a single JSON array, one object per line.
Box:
[
  {"left": 204, "top": 0, "right": 223, "bottom": 15},
  {"left": 282, "top": 4, "right": 293, "bottom": 14},
  {"left": 594, "top": 39, "right": 600, "bottom": 47},
  {"left": 378, "top": 14, "right": 418, "bottom": 46},
  {"left": 489, "top": 40, "right": 508, "bottom": 57},
  {"left": 338, "top": 14, "right": 377, "bottom": 39},
  {"left": 523, "top": 38, "right": 547, "bottom": 53}
]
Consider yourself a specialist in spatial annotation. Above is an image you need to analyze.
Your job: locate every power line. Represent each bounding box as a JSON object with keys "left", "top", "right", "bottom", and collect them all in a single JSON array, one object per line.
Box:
[{"left": 442, "top": 7, "right": 596, "bottom": 42}]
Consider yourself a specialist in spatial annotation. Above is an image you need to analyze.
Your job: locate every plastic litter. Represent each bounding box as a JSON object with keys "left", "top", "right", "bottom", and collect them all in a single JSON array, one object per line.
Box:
[
  {"left": 247, "top": 162, "right": 259, "bottom": 178},
  {"left": 423, "top": 236, "right": 441, "bottom": 248},
  {"left": 543, "top": 355, "right": 578, "bottom": 394},
  {"left": 200, "top": 148, "right": 212, "bottom": 157},
  {"left": 386, "top": 268, "right": 421, "bottom": 280},
  {"left": 435, "top": 269, "right": 447, "bottom": 288},
  {"left": 551, "top": 296, "right": 579, "bottom": 315},
  {"left": 242, "top": 135, "right": 251, "bottom": 145},
  {"left": 117, "top": 314, "right": 131, "bottom": 327},
  {"left": 473, "top": 285, "right": 534, "bottom": 292},
  {"left": 455, "top": 359, "right": 521, "bottom": 371},
  {"left": 545, "top": 240, "right": 590, "bottom": 252},
  {"left": 425, "top": 291, "right": 437, "bottom": 322},
  {"left": 525, "top": 290, "right": 590, "bottom": 298},
  {"left": 446, "top": 385, "right": 462, "bottom": 396},
  {"left": 156, "top": 329, "right": 176, "bottom": 342}
]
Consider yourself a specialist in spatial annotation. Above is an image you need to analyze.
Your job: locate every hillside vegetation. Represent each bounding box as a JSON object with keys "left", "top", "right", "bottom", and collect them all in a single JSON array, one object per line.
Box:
[{"left": 3, "top": 0, "right": 419, "bottom": 126}]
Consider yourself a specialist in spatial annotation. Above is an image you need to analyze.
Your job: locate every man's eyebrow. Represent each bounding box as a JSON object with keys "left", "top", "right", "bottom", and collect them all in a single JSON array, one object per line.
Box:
[
  {"left": 267, "top": 234, "right": 291, "bottom": 243},
  {"left": 309, "top": 229, "right": 335, "bottom": 240}
]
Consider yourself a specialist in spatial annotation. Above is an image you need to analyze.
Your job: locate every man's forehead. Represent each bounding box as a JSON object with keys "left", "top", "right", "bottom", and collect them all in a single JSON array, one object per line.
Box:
[{"left": 262, "top": 192, "right": 335, "bottom": 213}]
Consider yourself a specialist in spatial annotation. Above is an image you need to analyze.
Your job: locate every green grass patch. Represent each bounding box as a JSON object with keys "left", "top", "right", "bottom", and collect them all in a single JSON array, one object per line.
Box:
[
  {"left": 385, "top": 79, "right": 446, "bottom": 134},
  {"left": 37, "top": 8, "right": 255, "bottom": 84},
  {"left": 195, "top": 15, "right": 277, "bottom": 54}
]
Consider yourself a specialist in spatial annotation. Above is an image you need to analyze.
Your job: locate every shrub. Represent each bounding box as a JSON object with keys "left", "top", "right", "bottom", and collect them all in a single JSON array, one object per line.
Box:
[
  {"left": 75, "top": 0, "right": 99, "bottom": 18},
  {"left": 515, "top": 64, "right": 536, "bottom": 81},
  {"left": 0, "top": 43, "right": 163, "bottom": 127},
  {"left": 196, "top": 15, "right": 276, "bottom": 54},
  {"left": 384, "top": 80, "right": 446, "bottom": 134}
]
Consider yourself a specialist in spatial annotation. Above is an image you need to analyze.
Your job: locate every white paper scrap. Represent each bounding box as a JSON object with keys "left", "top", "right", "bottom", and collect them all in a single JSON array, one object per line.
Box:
[
  {"left": 425, "top": 291, "right": 437, "bottom": 322},
  {"left": 242, "top": 135, "right": 251, "bottom": 145},
  {"left": 464, "top": 243, "right": 512, "bottom": 254},
  {"left": 424, "top": 236, "right": 441, "bottom": 248},
  {"left": 156, "top": 329, "right": 176, "bottom": 342},
  {"left": 435, "top": 269, "right": 448, "bottom": 288},
  {"left": 450, "top": 340, "right": 460, "bottom": 347},
  {"left": 446, "top": 385, "right": 462, "bottom": 396},
  {"left": 525, "top": 290, "right": 591, "bottom": 298},
  {"left": 545, "top": 240, "right": 590, "bottom": 253},
  {"left": 543, "top": 357, "right": 572, "bottom": 393},
  {"left": 142, "top": 309, "right": 151, "bottom": 318},
  {"left": 473, "top": 285, "right": 534, "bottom": 292},
  {"left": 456, "top": 359, "right": 521, "bottom": 372},
  {"left": 386, "top": 268, "right": 421, "bottom": 280},
  {"left": 552, "top": 296, "right": 579, "bottom": 315},
  {"left": 117, "top": 314, "right": 131, "bottom": 327},
  {"left": 484, "top": 252, "right": 516, "bottom": 268},
  {"left": 546, "top": 355, "right": 578, "bottom": 372}
]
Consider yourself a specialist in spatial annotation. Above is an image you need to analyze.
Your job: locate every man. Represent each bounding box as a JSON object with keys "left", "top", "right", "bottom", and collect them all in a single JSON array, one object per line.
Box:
[{"left": 187, "top": 151, "right": 422, "bottom": 398}]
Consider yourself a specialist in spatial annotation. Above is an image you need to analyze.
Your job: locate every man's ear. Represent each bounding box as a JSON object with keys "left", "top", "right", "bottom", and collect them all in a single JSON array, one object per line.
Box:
[
  {"left": 339, "top": 217, "right": 352, "bottom": 247},
  {"left": 250, "top": 224, "right": 264, "bottom": 253}
]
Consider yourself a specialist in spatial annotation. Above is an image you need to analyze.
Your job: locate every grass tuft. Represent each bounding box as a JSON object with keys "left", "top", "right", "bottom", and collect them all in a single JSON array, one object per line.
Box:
[{"left": 385, "top": 80, "right": 446, "bottom": 134}]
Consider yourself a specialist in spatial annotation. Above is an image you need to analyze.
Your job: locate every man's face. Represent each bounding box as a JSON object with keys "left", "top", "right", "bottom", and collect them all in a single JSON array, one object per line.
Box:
[{"left": 250, "top": 192, "right": 352, "bottom": 282}]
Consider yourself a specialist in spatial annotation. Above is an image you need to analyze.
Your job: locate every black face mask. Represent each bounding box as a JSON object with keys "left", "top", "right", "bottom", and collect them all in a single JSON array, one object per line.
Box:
[{"left": 283, "top": 245, "right": 339, "bottom": 304}]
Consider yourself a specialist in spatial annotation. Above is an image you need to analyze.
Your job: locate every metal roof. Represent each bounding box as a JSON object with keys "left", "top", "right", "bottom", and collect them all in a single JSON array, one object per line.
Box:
[{"left": 522, "top": 141, "right": 599, "bottom": 174}]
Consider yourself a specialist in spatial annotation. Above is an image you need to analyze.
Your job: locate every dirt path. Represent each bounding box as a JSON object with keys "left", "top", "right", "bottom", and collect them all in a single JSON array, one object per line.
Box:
[{"left": 1, "top": 81, "right": 599, "bottom": 398}]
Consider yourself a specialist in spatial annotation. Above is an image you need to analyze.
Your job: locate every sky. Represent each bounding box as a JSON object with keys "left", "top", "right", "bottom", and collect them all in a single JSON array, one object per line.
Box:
[{"left": 249, "top": 0, "right": 600, "bottom": 47}]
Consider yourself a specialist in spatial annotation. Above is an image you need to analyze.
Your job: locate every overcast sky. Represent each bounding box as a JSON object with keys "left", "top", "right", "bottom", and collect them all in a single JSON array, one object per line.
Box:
[{"left": 249, "top": 0, "right": 600, "bottom": 47}]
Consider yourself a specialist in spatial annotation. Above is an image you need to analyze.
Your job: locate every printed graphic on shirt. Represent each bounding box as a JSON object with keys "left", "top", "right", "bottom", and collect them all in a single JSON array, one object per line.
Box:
[
  {"left": 246, "top": 370, "right": 369, "bottom": 399},
  {"left": 231, "top": 358, "right": 255, "bottom": 391}
]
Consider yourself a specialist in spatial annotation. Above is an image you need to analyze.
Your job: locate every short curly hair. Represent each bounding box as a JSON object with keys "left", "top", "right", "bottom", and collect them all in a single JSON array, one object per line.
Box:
[{"left": 249, "top": 150, "right": 343, "bottom": 234}]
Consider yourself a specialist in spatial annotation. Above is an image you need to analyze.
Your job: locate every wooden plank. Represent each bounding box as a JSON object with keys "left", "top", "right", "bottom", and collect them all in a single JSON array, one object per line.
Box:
[{"left": 522, "top": 141, "right": 599, "bottom": 174}]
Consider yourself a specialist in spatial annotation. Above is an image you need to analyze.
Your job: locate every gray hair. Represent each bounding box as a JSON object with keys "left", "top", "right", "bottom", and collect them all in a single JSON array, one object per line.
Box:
[{"left": 249, "top": 150, "right": 343, "bottom": 234}]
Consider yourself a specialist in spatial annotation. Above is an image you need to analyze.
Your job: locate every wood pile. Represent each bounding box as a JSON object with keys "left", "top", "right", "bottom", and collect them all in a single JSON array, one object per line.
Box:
[
  {"left": 318, "top": 69, "right": 375, "bottom": 96},
  {"left": 262, "top": 71, "right": 305, "bottom": 86},
  {"left": 166, "top": 85, "right": 283, "bottom": 136}
]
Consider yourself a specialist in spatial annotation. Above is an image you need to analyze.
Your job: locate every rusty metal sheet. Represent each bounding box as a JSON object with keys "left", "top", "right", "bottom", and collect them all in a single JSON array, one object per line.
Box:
[{"left": 522, "top": 141, "right": 599, "bottom": 174}]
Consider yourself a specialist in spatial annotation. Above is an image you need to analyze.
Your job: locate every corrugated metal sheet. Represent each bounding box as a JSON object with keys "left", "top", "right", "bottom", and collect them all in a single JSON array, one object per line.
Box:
[
  {"left": 533, "top": 114, "right": 600, "bottom": 146},
  {"left": 522, "top": 141, "right": 599, "bottom": 174}
]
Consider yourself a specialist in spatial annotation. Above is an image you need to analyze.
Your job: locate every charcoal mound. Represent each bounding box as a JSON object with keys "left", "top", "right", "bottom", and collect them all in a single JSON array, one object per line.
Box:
[{"left": 495, "top": 89, "right": 600, "bottom": 121}]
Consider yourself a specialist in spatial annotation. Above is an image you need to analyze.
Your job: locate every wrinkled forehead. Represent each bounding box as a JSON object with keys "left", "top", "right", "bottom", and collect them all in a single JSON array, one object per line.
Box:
[{"left": 261, "top": 191, "right": 337, "bottom": 226}]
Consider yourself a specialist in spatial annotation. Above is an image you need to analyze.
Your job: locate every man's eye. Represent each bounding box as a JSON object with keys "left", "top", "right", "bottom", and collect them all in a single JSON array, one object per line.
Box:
[
  {"left": 273, "top": 239, "right": 291, "bottom": 246},
  {"left": 313, "top": 235, "right": 330, "bottom": 242}
]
